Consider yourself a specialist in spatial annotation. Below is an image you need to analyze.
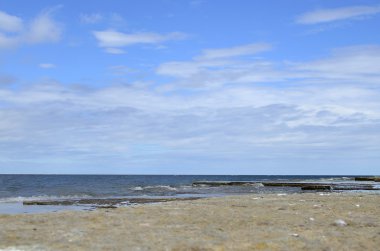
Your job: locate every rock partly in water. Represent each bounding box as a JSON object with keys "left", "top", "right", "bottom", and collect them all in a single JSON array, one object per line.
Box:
[
  {"left": 263, "top": 182, "right": 379, "bottom": 191},
  {"left": 192, "top": 180, "right": 380, "bottom": 191},
  {"left": 23, "top": 197, "right": 201, "bottom": 207},
  {"left": 301, "top": 185, "right": 332, "bottom": 191},
  {"left": 354, "top": 177, "right": 380, "bottom": 182},
  {"left": 192, "top": 181, "right": 261, "bottom": 186}
]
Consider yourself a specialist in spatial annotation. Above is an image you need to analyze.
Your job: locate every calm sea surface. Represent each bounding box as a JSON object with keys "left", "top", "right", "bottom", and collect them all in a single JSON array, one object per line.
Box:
[
  {"left": 0, "top": 175, "right": 360, "bottom": 214},
  {"left": 0, "top": 175, "right": 354, "bottom": 202}
]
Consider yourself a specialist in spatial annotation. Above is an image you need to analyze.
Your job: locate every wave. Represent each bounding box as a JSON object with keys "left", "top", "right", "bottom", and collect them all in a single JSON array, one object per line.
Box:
[
  {"left": 130, "top": 186, "right": 144, "bottom": 191},
  {"left": 0, "top": 194, "right": 93, "bottom": 203},
  {"left": 321, "top": 177, "right": 352, "bottom": 181},
  {"left": 129, "top": 185, "right": 177, "bottom": 191},
  {"left": 304, "top": 177, "right": 353, "bottom": 183}
]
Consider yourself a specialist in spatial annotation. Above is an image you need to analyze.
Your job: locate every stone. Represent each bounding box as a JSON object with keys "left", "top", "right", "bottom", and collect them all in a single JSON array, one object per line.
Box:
[{"left": 333, "top": 219, "right": 348, "bottom": 227}]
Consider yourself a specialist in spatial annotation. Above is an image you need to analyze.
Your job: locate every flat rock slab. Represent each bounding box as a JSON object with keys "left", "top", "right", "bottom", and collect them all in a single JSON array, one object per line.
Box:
[
  {"left": 192, "top": 181, "right": 262, "bottom": 186},
  {"left": 23, "top": 197, "right": 201, "bottom": 206},
  {"left": 192, "top": 181, "right": 380, "bottom": 190},
  {"left": 262, "top": 182, "right": 380, "bottom": 190},
  {"left": 355, "top": 177, "right": 380, "bottom": 182},
  {"left": 301, "top": 185, "right": 332, "bottom": 191}
]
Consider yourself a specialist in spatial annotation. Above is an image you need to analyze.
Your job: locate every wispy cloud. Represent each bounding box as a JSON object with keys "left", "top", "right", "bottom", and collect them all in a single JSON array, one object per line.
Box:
[
  {"left": 157, "top": 43, "right": 279, "bottom": 87},
  {"left": 108, "top": 65, "right": 135, "bottom": 75},
  {"left": 104, "top": 47, "right": 126, "bottom": 54},
  {"left": 0, "top": 8, "right": 62, "bottom": 49},
  {"left": 93, "top": 30, "right": 187, "bottom": 53},
  {"left": 39, "top": 63, "right": 56, "bottom": 69},
  {"left": 296, "top": 5, "right": 380, "bottom": 24},
  {"left": 80, "top": 12, "right": 126, "bottom": 27},
  {"left": 157, "top": 44, "right": 380, "bottom": 89},
  {"left": 0, "top": 74, "right": 16, "bottom": 85},
  {"left": 197, "top": 43, "right": 272, "bottom": 60},
  {"left": 80, "top": 13, "right": 103, "bottom": 24},
  {"left": 293, "top": 45, "right": 380, "bottom": 80}
]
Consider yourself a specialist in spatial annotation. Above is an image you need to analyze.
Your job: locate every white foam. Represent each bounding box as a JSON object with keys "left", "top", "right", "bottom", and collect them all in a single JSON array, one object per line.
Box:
[
  {"left": 130, "top": 186, "right": 143, "bottom": 191},
  {"left": 141, "top": 185, "right": 177, "bottom": 191},
  {"left": 0, "top": 195, "right": 92, "bottom": 203}
]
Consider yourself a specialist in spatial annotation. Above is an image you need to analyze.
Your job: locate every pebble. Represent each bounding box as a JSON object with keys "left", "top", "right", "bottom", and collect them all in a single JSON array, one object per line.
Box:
[
  {"left": 291, "top": 233, "right": 299, "bottom": 237},
  {"left": 334, "top": 219, "right": 347, "bottom": 226},
  {"left": 309, "top": 217, "right": 315, "bottom": 221}
]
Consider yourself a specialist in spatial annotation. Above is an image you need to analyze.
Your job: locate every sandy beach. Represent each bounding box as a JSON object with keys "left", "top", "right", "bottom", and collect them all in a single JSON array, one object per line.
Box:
[{"left": 0, "top": 193, "right": 379, "bottom": 251}]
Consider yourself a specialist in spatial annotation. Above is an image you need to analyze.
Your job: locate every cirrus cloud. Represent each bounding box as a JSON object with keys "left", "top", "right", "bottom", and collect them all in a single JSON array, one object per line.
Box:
[
  {"left": 93, "top": 29, "right": 187, "bottom": 53},
  {"left": 296, "top": 5, "right": 380, "bottom": 25}
]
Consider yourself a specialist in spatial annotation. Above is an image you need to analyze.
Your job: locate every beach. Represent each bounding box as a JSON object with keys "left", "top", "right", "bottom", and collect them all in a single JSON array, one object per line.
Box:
[{"left": 1, "top": 193, "right": 379, "bottom": 250}]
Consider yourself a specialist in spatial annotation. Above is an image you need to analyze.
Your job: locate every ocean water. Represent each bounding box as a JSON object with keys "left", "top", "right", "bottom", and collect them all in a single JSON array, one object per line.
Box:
[{"left": 0, "top": 175, "right": 354, "bottom": 214}]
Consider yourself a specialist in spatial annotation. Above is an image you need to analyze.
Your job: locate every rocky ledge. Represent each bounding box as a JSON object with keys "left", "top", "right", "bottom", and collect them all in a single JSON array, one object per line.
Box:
[{"left": 23, "top": 197, "right": 201, "bottom": 206}]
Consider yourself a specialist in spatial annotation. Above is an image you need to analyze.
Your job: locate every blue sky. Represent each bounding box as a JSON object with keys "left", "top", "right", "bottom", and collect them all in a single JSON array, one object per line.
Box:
[{"left": 0, "top": 0, "right": 379, "bottom": 174}]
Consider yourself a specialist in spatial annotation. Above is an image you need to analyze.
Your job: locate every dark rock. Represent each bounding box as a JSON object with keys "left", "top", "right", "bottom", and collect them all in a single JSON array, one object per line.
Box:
[
  {"left": 97, "top": 205, "right": 118, "bottom": 209},
  {"left": 23, "top": 197, "right": 201, "bottom": 206},
  {"left": 192, "top": 180, "right": 380, "bottom": 191},
  {"left": 192, "top": 181, "right": 261, "bottom": 186},
  {"left": 263, "top": 182, "right": 379, "bottom": 191},
  {"left": 354, "top": 177, "right": 380, "bottom": 182},
  {"left": 301, "top": 185, "right": 332, "bottom": 191}
]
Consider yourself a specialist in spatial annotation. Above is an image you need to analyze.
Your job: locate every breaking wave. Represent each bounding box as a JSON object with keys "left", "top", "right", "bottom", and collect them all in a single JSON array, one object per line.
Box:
[
  {"left": 130, "top": 185, "right": 178, "bottom": 191},
  {"left": 0, "top": 195, "right": 93, "bottom": 203}
]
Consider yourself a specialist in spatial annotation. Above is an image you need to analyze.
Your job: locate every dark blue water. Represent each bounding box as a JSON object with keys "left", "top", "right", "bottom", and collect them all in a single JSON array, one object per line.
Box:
[{"left": 0, "top": 175, "right": 354, "bottom": 202}]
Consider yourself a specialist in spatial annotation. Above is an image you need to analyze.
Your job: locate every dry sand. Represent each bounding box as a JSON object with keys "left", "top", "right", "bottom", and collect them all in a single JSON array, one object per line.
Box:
[{"left": 0, "top": 193, "right": 379, "bottom": 250}]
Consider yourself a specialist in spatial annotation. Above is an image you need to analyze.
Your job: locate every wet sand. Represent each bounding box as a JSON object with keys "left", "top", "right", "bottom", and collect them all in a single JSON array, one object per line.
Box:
[{"left": 0, "top": 193, "right": 379, "bottom": 250}]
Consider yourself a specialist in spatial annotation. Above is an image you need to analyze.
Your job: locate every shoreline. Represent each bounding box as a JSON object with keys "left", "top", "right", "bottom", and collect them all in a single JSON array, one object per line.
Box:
[{"left": 1, "top": 193, "right": 379, "bottom": 250}]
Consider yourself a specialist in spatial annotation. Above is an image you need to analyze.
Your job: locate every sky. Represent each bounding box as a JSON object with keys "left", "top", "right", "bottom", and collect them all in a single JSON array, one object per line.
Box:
[{"left": 0, "top": 0, "right": 379, "bottom": 174}]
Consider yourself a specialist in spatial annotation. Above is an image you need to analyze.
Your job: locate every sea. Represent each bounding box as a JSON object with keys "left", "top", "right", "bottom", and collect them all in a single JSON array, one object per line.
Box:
[{"left": 0, "top": 175, "right": 358, "bottom": 214}]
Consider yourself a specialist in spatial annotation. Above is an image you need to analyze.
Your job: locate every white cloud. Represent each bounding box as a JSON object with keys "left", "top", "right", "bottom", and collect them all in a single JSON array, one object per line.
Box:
[
  {"left": 80, "top": 13, "right": 103, "bottom": 24},
  {"left": 157, "top": 43, "right": 284, "bottom": 88},
  {"left": 157, "top": 44, "right": 380, "bottom": 89},
  {"left": 296, "top": 5, "right": 380, "bottom": 24},
  {"left": 39, "top": 63, "right": 56, "bottom": 69},
  {"left": 1, "top": 44, "right": 380, "bottom": 173},
  {"left": 0, "top": 9, "right": 62, "bottom": 49},
  {"left": 25, "top": 10, "right": 62, "bottom": 43},
  {"left": 0, "top": 10, "right": 23, "bottom": 32},
  {"left": 93, "top": 30, "right": 187, "bottom": 53},
  {"left": 0, "top": 76, "right": 379, "bottom": 173},
  {"left": 292, "top": 45, "right": 380, "bottom": 84}
]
